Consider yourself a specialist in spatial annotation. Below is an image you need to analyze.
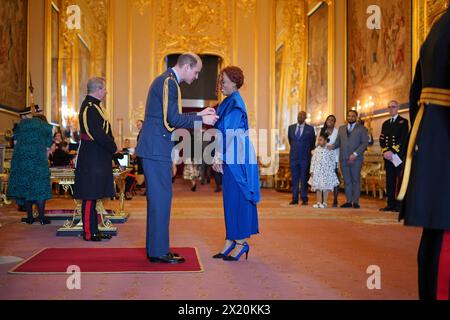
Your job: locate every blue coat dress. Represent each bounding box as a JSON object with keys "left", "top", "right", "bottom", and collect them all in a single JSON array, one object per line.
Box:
[{"left": 215, "top": 91, "right": 260, "bottom": 240}]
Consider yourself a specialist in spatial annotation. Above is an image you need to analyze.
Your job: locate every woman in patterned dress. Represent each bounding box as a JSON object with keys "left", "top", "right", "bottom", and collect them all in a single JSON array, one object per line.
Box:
[{"left": 8, "top": 114, "right": 53, "bottom": 224}]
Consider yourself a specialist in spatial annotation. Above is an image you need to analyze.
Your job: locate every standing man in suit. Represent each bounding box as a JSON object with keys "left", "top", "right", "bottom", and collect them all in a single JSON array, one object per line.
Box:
[
  {"left": 74, "top": 77, "right": 116, "bottom": 241},
  {"left": 136, "top": 53, "right": 218, "bottom": 264},
  {"left": 288, "top": 111, "right": 316, "bottom": 205},
  {"left": 379, "top": 100, "right": 409, "bottom": 212},
  {"left": 329, "top": 110, "right": 368, "bottom": 209},
  {"left": 397, "top": 7, "right": 450, "bottom": 300}
]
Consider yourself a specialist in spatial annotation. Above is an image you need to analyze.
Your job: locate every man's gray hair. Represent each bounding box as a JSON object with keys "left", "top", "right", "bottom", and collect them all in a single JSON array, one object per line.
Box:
[
  {"left": 388, "top": 100, "right": 400, "bottom": 107},
  {"left": 176, "top": 53, "right": 200, "bottom": 68},
  {"left": 87, "top": 77, "right": 106, "bottom": 94}
]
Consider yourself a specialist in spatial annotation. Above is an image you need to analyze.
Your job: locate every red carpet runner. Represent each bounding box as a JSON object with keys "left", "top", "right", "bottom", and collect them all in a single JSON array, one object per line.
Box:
[{"left": 9, "top": 248, "right": 203, "bottom": 274}]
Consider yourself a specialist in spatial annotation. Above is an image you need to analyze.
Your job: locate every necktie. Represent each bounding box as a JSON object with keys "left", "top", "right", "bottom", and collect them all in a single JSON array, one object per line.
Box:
[
  {"left": 295, "top": 126, "right": 302, "bottom": 139},
  {"left": 391, "top": 118, "right": 394, "bottom": 124},
  {"left": 348, "top": 124, "right": 354, "bottom": 133}
]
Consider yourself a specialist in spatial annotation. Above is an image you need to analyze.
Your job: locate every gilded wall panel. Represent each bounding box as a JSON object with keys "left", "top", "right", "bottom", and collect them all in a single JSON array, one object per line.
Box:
[
  {"left": 153, "top": 0, "right": 232, "bottom": 72},
  {"left": 413, "top": 0, "right": 448, "bottom": 65},
  {"left": 275, "top": 0, "right": 306, "bottom": 150},
  {"left": 49, "top": 0, "right": 108, "bottom": 129}
]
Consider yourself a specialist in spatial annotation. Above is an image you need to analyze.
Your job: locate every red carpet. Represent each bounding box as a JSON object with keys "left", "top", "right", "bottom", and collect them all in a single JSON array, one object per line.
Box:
[{"left": 9, "top": 248, "right": 203, "bottom": 274}]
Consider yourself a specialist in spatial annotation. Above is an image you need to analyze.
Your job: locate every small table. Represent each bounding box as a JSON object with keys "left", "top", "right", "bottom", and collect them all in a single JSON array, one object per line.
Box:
[{"left": 48, "top": 168, "right": 131, "bottom": 237}]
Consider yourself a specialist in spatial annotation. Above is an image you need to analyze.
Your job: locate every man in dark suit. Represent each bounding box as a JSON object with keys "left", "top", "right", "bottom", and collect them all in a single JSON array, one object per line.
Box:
[
  {"left": 288, "top": 111, "right": 316, "bottom": 205},
  {"left": 136, "top": 53, "right": 218, "bottom": 264},
  {"left": 397, "top": 8, "right": 450, "bottom": 300},
  {"left": 379, "top": 100, "right": 409, "bottom": 212},
  {"left": 73, "top": 77, "right": 116, "bottom": 241},
  {"left": 330, "top": 110, "right": 368, "bottom": 209}
]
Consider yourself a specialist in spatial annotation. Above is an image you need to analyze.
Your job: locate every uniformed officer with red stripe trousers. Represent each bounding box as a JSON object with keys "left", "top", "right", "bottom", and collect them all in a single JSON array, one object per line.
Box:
[{"left": 74, "top": 77, "right": 117, "bottom": 242}]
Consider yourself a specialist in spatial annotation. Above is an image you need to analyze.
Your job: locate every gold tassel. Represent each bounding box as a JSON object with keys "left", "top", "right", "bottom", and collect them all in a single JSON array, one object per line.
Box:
[
  {"left": 83, "top": 102, "right": 111, "bottom": 140},
  {"left": 163, "top": 77, "right": 183, "bottom": 132}
]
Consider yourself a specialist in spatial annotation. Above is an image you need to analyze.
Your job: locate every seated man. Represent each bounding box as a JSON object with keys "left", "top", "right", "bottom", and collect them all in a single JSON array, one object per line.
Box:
[{"left": 49, "top": 141, "right": 74, "bottom": 167}]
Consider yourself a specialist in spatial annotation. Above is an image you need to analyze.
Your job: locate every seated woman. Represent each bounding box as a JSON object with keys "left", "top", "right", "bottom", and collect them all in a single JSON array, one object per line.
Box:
[{"left": 212, "top": 66, "right": 261, "bottom": 261}]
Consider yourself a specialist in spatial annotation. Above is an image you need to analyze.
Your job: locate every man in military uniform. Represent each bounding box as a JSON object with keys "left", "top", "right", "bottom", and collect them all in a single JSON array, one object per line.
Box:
[
  {"left": 397, "top": 7, "right": 450, "bottom": 300},
  {"left": 136, "top": 53, "right": 218, "bottom": 264},
  {"left": 73, "top": 77, "right": 117, "bottom": 242},
  {"left": 379, "top": 100, "right": 409, "bottom": 212}
]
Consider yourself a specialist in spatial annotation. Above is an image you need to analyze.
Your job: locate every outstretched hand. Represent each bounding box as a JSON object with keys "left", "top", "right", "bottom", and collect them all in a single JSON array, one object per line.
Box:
[
  {"left": 197, "top": 107, "right": 217, "bottom": 117},
  {"left": 202, "top": 114, "right": 219, "bottom": 126}
]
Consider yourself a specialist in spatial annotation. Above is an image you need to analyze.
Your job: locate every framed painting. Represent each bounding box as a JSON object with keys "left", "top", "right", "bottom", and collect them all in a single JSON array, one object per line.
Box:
[
  {"left": 0, "top": 0, "right": 28, "bottom": 111},
  {"left": 347, "top": 0, "right": 412, "bottom": 116},
  {"left": 306, "top": 1, "right": 329, "bottom": 125}
]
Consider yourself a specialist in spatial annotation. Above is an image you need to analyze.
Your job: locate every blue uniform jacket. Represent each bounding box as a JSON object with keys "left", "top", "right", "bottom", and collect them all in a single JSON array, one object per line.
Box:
[{"left": 136, "top": 69, "right": 202, "bottom": 162}]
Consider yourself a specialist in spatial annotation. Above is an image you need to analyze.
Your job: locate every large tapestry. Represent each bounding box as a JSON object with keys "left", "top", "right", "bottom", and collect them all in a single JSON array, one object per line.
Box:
[
  {"left": 306, "top": 2, "right": 328, "bottom": 124},
  {"left": 347, "top": 0, "right": 412, "bottom": 114},
  {"left": 0, "top": 0, "right": 28, "bottom": 111}
]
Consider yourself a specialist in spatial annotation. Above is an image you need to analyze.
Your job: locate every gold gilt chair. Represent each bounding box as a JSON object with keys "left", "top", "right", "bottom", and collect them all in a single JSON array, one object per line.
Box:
[{"left": 361, "top": 160, "right": 386, "bottom": 199}]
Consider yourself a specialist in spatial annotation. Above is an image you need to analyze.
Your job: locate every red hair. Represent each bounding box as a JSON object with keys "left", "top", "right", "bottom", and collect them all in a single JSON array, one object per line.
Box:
[{"left": 217, "top": 66, "right": 245, "bottom": 95}]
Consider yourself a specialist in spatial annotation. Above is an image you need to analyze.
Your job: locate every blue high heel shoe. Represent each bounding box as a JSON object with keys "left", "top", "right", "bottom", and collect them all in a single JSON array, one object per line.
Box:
[
  {"left": 223, "top": 242, "right": 250, "bottom": 261},
  {"left": 212, "top": 241, "right": 236, "bottom": 259}
]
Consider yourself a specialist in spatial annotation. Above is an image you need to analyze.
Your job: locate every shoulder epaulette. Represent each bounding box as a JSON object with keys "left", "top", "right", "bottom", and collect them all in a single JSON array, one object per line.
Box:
[{"left": 83, "top": 101, "right": 110, "bottom": 140}]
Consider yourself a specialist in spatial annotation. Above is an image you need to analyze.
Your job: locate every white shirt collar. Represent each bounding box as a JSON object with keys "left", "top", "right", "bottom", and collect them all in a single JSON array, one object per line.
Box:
[
  {"left": 171, "top": 68, "right": 181, "bottom": 84},
  {"left": 392, "top": 114, "right": 399, "bottom": 122}
]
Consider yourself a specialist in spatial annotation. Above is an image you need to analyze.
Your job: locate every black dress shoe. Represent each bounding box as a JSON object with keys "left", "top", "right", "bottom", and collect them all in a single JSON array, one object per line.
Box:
[
  {"left": 289, "top": 201, "right": 298, "bottom": 205},
  {"left": 379, "top": 206, "right": 395, "bottom": 212},
  {"left": 301, "top": 201, "right": 308, "bottom": 206},
  {"left": 148, "top": 252, "right": 180, "bottom": 260},
  {"left": 82, "top": 232, "right": 111, "bottom": 241},
  {"left": 25, "top": 217, "right": 35, "bottom": 224},
  {"left": 148, "top": 254, "right": 185, "bottom": 264},
  {"left": 340, "top": 203, "right": 353, "bottom": 208},
  {"left": 96, "top": 232, "right": 112, "bottom": 240},
  {"left": 38, "top": 217, "right": 51, "bottom": 225},
  {"left": 168, "top": 252, "right": 180, "bottom": 258},
  {"left": 83, "top": 234, "right": 102, "bottom": 242},
  {"left": 332, "top": 202, "right": 338, "bottom": 208},
  {"left": 353, "top": 203, "right": 360, "bottom": 209}
]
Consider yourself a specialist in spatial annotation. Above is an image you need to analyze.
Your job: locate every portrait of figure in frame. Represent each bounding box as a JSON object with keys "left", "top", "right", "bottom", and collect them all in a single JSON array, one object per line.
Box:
[{"left": 306, "top": 2, "right": 329, "bottom": 124}]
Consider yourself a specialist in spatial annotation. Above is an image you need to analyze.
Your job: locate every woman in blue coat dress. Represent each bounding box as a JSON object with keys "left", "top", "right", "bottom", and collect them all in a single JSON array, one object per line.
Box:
[{"left": 212, "top": 66, "right": 260, "bottom": 261}]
